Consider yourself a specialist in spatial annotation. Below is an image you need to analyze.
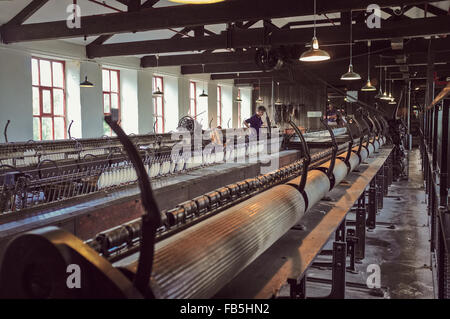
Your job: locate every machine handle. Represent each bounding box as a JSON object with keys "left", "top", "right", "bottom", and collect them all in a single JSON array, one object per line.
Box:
[
  {"left": 366, "top": 114, "right": 379, "bottom": 138},
  {"left": 4, "top": 120, "right": 10, "bottom": 143},
  {"left": 68, "top": 120, "right": 74, "bottom": 140},
  {"left": 105, "top": 111, "right": 161, "bottom": 298},
  {"left": 351, "top": 117, "right": 365, "bottom": 155},
  {"left": 319, "top": 118, "right": 337, "bottom": 180},
  {"left": 289, "top": 120, "right": 310, "bottom": 192},
  {"left": 337, "top": 110, "right": 353, "bottom": 165}
]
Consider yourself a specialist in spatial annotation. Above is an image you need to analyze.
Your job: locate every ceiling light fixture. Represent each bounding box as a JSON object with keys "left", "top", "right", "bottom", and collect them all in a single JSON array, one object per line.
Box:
[
  {"left": 152, "top": 55, "right": 164, "bottom": 97},
  {"left": 235, "top": 73, "right": 243, "bottom": 102},
  {"left": 380, "top": 67, "right": 391, "bottom": 100},
  {"left": 256, "top": 78, "right": 263, "bottom": 104},
  {"left": 199, "top": 64, "right": 208, "bottom": 98},
  {"left": 361, "top": 41, "right": 376, "bottom": 91},
  {"left": 388, "top": 79, "right": 396, "bottom": 104},
  {"left": 299, "top": 0, "right": 330, "bottom": 62},
  {"left": 80, "top": 75, "right": 94, "bottom": 88},
  {"left": 274, "top": 82, "right": 282, "bottom": 105},
  {"left": 341, "top": 11, "right": 361, "bottom": 81},
  {"left": 375, "top": 56, "right": 384, "bottom": 99}
]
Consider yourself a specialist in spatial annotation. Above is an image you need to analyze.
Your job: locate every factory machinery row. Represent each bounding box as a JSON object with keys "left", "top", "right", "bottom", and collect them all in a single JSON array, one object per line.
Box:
[{"left": 0, "top": 96, "right": 446, "bottom": 298}]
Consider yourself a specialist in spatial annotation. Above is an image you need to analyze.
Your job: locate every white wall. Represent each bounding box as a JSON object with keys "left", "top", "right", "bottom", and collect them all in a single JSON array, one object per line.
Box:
[
  {"left": 221, "top": 85, "right": 233, "bottom": 129},
  {"left": 240, "top": 88, "right": 252, "bottom": 125},
  {"left": 0, "top": 48, "right": 33, "bottom": 142},
  {"left": 118, "top": 68, "right": 139, "bottom": 135},
  {"left": 80, "top": 61, "right": 103, "bottom": 138},
  {"left": 138, "top": 70, "right": 154, "bottom": 134},
  {"left": 66, "top": 61, "right": 82, "bottom": 138},
  {"left": 163, "top": 75, "right": 179, "bottom": 132},
  {"left": 0, "top": 41, "right": 245, "bottom": 142}
]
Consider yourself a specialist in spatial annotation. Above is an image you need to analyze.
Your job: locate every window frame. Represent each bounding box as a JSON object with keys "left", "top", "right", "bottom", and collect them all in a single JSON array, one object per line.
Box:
[
  {"left": 32, "top": 57, "right": 67, "bottom": 141},
  {"left": 102, "top": 68, "right": 121, "bottom": 136},
  {"left": 153, "top": 76, "right": 165, "bottom": 133}
]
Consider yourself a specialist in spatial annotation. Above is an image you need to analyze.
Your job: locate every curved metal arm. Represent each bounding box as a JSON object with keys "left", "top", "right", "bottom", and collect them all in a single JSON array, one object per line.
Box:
[
  {"left": 289, "top": 120, "right": 310, "bottom": 192},
  {"left": 36, "top": 159, "right": 60, "bottom": 179},
  {"left": 209, "top": 117, "right": 214, "bottom": 129},
  {"left": 352, "top": 117, "right": 365, "bottom": 155},
  {"left": 4, "top": 120, "right": 10, "bottom": 143},
  {"left": 360, "top": 117, "right": 372, "bottom": 149},
  {"left": 153, "top": 119, "right": 158, "bottom": 134},
  {"left": 227, "top": 118, "right": 231, "bottom": 129},
  {"left": 105, "top": 115, "right": 161, "bottom": 298},
  {"left": 357, "top": 109, "right": 373, "bottom": 149},
  {"left": 366, "top": 114, "right": 379, "bottom": 137},
  {"left": 67, "top": 120, "right": 74, "bottom": 140},
  {"left": 320, "top": 118, "right": 337, "bottom": 179},
  {"left": 337, "top": 111, "right": 354, "bottom": 165}
]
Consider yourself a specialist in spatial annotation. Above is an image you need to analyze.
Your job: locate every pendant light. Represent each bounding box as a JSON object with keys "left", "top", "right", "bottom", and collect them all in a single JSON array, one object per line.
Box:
[
  {"left": 341, "top": 11, "right": 361, "bottom": 81},
  {"left": 168, "top": 0, "right": 225, "bottom": 4},
  {"left": 199, "top": 64, "right": 208, "bottom": 98},
  {"left": 361, "top": 41, "right": 376, "bottom": 91},
  {"left": 235, "top": 73, "right": 243, "bottom": 102},
  {"left": 256, "top": 78, "right": 263, "bottom": 104},
  {"left": 380, "top": 67, "right": 391, "bottom": 100},
  {"left": 80, "top": 75, "right": 94, "bottom": 88},
  {"left": 152, "top": 55, "right": 164, "bottom": 97},
  {"left": 274, "top": 82, "right": 282, "bottom": 105},
  {"left": 375, "top": 56, "right": 384, "bottom": 99},
  {"left": 299, "top": 0, "right": 330, "bottom": 62},
  {"left": 388, "top": 79, "right": 396, "bottom": 104}
]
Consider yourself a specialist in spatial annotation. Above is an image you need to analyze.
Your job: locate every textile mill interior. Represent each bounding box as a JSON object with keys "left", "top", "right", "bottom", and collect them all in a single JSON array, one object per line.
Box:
[{"left": 0, "top": 0, "right": 449, "bottom": 303}]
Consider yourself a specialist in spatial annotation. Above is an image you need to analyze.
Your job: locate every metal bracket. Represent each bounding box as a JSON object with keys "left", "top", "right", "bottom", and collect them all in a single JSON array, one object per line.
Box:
[
  {"left": 3, "top": 120, "right": 10, "bottom": 143},
  {"left": 289, "top": 120, "right": 310, "bottom": 192},
  {"left": 68, "top": 120, "right": 74, "bottom": 140},
  {"left": 337, "top": 111, "right": 354, "bottom": 173},
  {"left": 318, "top": 118, "right": 338, "bottom": 189}
]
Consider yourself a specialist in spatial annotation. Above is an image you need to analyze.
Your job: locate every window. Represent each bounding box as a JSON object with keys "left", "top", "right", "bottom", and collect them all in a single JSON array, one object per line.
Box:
[
  {"left": 102, "top": 68, "right": 120, "bottom": 136},
  {"left": 217, "top": 86, "right": 222, "bottom": 127},
  {"left": 153, "top": 76, "right": 165, "bottom": 133},
  {"left": 237, "top": 89, "right": 242, "bottom": 128},
  {"left": 31, "top": 57, "right": 66, "bottom": 140},
  {"left": 189, "top": 81, "right": 197, "bottom": 118}
]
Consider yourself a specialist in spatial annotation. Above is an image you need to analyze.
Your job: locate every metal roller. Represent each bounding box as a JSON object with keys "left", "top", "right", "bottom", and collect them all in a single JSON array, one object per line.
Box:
[
  {"left": 119, "top": 184, "right": 306, "bottom": 299},
  {"left": 367, "top": 142, "right": 375, "bottom": 156},
  {"left": 348, "top": 153, "right": 361, "bottom": 172},
  {"left": 287, "top": 170, "right": 330, "bottom": 211},
  {"left": 339, "top": 151, "right": 360, "bottom": 172},
  {"left": 373, "top": 139, "right": 380, "bottom": 151},
  {"left": 324, "top": 159, "right": 349, "bottom": 186},
  {"left": 358, "top": 146, "right": 369, "bottom": 162}
]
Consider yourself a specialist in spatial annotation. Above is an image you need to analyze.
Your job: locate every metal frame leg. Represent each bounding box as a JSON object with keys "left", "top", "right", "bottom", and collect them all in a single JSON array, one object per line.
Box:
[
  {"left": 328, "top": 241, "right": 347, "bottom": 299},
  {"left": 355, "top": 193, "right": 366, "bottom": 260},
  {"left": 288, "top": 275, "right": 307, "bottom": 299},
  {"left": 367, "top": 178, "right": 377, "bottom": 229}
]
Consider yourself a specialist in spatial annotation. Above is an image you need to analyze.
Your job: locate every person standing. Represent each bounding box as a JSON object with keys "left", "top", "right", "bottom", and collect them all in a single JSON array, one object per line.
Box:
[{"left": 243, "top": 106, "right": 266, "bottom": 139}]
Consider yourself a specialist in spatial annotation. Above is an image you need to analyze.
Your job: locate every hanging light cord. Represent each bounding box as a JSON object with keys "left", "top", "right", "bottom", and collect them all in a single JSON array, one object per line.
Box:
[
  {"left": 384, "top": 67, "right": 388, "bottom": 93},
  {"left": 379, "top": 55, "right": 383, "bottom": 92},
  {"left": 313, "top": 0, "right": 317, "bottom": 38},
  {"left": 349, "top": 11, "right": 353, "bottom": 65},
  {"left": 296, "top": 66, "right": 383, "bottom": 115},
  {"left": 367, "top": 41, "right": 371, "bottom": 78}
]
